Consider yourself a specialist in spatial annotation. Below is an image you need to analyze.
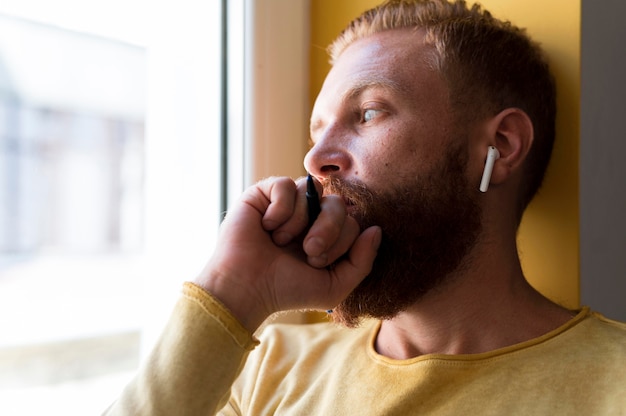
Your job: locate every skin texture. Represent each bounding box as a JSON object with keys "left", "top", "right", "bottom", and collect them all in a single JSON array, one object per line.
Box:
[
  {"left": 318, "top": 146, "right": 484, "bottom": 328},
  {"left": 306, "top": 29, "right": 483, "bottom": 327},
  {"left": 306, "top": 29, "right": 456, "bottom": 189},
  {"left": 196, "top": 29, "right": 573, "bottom": 359}
]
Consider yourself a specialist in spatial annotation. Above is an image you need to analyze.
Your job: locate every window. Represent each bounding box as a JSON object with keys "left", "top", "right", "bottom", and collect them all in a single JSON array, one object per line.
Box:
[
  {"left": 0, "top": 1, "right": 223, "bottom": 414},
  {"left": 0, "top": 0, "right": 310, "bottom": 413},
  {"left": 0, "top": 20, "right": 145, "bottom": 255}
]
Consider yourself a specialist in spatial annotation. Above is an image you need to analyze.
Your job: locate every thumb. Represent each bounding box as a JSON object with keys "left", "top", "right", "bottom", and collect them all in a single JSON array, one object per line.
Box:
[{"left": 327, "top": 225, "right": 382, "bottom": 303}]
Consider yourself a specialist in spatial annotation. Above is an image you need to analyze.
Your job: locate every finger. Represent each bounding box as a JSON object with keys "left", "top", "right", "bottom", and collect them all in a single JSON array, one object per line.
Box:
[
  {"left": 302, "top": 194, "right": 349, "bottom": 263},
  {"left": 302, "top": 195, "right": 348, "bottom": 260},
  {"left": 324, "top": 225, "right": 382, "bottom": 306},
  {"left": 254, "top": 177, "right": 298, "bottom": 231},
  {"left": 272, "top": 225, "right": 381, "bottom": 312},
  {"left": 270, "top": 177, "right": 310, "bottom": 245},
  {"left": 322, "top": 215, "right": 361, "bottom": 266}
]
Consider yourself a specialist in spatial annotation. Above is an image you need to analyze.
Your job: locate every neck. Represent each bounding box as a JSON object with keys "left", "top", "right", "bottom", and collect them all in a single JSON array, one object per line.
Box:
[{"left": 375, "top": 233, "right": 574, "bottom": 359}]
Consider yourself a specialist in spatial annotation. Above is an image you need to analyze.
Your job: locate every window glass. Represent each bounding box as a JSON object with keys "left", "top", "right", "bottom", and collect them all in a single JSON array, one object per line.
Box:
[{"left": 0, "top": 1, "right": 222, "bottom": 414}]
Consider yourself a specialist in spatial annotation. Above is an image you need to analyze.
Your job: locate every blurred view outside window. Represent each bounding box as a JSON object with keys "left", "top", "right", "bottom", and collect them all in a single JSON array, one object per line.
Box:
[
  {"left": 0, "top": 18, "right": 145, "bottom": 256},
  {"left": 0, "top": 1, "right": 223, "bottom": 414}
]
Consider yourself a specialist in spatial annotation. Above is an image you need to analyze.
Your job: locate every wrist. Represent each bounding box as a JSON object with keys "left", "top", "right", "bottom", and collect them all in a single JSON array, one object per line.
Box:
[
  {"left": 194, "top": 268, "right": 270, "bottom": 333},
  {"left": 182, "top": 282, "right": 261, "bottom": 349}
]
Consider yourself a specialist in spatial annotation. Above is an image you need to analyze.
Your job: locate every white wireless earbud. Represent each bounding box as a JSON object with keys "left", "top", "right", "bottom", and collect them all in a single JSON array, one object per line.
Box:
[{"left": 479, "top": 146, "right": 500, "bottom": 192}]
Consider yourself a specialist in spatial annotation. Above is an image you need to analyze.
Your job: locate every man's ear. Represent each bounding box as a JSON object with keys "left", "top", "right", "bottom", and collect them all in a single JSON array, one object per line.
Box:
[{"left": 487, "top": 108, "right": 534, "bottom": 186}]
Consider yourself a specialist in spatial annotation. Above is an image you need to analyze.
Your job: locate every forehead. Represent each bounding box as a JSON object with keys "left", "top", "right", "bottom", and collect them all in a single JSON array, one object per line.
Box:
[{"left": 314, "top": 29, "right": 445, "bottom": 110}]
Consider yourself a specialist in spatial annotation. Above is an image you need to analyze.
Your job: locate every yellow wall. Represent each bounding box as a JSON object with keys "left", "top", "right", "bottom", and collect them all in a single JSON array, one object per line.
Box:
[{"left": 309, "top": 0, "right": 581, "bottom": 308}]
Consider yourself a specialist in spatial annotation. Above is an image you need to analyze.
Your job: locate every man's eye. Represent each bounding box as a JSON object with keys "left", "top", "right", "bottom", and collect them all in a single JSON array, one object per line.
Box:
[{"left": 362, "top": 108, "right": 381, "bottom": 123}]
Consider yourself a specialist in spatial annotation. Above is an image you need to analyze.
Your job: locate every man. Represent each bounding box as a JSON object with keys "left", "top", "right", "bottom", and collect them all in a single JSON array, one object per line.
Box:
[{"left": 106, "top": 0, "right": 626, "bottom": 414}]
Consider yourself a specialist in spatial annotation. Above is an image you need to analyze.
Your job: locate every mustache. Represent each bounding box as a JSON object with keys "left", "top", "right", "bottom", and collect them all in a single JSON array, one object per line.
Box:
[
  {"left": 321, "top": 176, "right": 374, "bottom": 208},
  {"left": 321, "top": 176, "right": 376, "bottom": 225}
]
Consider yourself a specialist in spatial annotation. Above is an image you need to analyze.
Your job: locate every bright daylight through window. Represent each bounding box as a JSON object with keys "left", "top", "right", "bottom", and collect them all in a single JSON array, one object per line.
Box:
[{"left": 0, "top": 1, "right": 223, "bottom": 414}]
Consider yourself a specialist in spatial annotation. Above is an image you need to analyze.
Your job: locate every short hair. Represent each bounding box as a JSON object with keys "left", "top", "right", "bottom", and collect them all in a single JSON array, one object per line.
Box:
[{"left": 329, "top": 0, "right": 557, "bottom": 218}]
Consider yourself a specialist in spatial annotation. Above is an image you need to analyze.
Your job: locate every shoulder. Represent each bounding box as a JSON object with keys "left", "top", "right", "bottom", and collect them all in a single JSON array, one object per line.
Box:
[
  {"left": 233, "top": 318, "right": 378, "bottom": 397},
  {"left": 244, "top": 317, "right": 379, "bottom": 373},
  {"left": 588, "top": 310, "right": 626, "bottom": 331},
  {"left": 579, "top": 310, "right": 626, "bottom": 351},
  {"left": 570, "top": 311, "right": 626, "bottom": 400},
  {"left": 257, "top": 317, "right": 377, "bottom": 354},
  {"left": 577, "top": 310, "right": 626, "bottom": 341},
  {"left": 549, "top": 309, "right": 626, "bottom": 372},
  {"left": 485, "top": 308, "right": 626, "bottom": 374}
]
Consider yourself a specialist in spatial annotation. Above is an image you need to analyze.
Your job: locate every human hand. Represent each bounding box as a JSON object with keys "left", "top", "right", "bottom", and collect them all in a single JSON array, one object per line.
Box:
[{"left": 194, "top": 176, "right": 381, "bottom": 332}]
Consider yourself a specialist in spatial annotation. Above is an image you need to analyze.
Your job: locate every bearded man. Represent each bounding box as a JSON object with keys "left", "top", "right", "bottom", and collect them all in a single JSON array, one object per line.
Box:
[{"left": 106, "top": 1, "right": 626, "bottom": 414}]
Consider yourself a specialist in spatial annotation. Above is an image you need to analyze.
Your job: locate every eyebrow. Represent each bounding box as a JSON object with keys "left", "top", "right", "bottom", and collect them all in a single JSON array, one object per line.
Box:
[{"left": 344, "top": 76, "right": 404, "bottom": 101}]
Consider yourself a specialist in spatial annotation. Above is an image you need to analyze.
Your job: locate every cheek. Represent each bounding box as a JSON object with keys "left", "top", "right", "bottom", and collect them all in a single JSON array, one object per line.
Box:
[
  {"left": 359, "top": 122, "right": 441, "bottom": 179},
  {"left": 377, "top": 127, "right": 422, "bottom": 171}
]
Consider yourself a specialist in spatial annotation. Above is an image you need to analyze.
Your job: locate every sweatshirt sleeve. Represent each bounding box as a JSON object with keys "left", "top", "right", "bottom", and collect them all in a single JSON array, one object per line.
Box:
[{"left": 103, "top": 282, "right": 259, "bottom": 416}]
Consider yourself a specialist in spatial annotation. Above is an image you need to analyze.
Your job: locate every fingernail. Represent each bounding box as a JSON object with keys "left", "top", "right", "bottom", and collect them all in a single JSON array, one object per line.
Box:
[
  {"left": 273, "top": 231, "right": 293, "bottom": 246},
  {"left": 308, "top": 253, "right": 328, "bottom": 268},
  {"left": 372, "top": 226, "right": 382, "bottom": 250}
]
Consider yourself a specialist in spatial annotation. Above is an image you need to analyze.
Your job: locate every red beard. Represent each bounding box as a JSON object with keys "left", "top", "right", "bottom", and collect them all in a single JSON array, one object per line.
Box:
[{"left": 323, "top": 144, "right": 482, "bottom": 327}]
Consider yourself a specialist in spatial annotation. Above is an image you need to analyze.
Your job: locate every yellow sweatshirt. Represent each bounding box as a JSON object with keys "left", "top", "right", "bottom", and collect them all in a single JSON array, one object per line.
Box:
[{"left": 105, "top": 282, "right": 626, "bottom": 415}]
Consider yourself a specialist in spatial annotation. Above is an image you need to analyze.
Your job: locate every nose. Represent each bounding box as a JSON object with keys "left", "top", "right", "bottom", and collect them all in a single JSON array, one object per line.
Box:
[{"left": 304, "top": 123, "right": 352, "bottom": 180}]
